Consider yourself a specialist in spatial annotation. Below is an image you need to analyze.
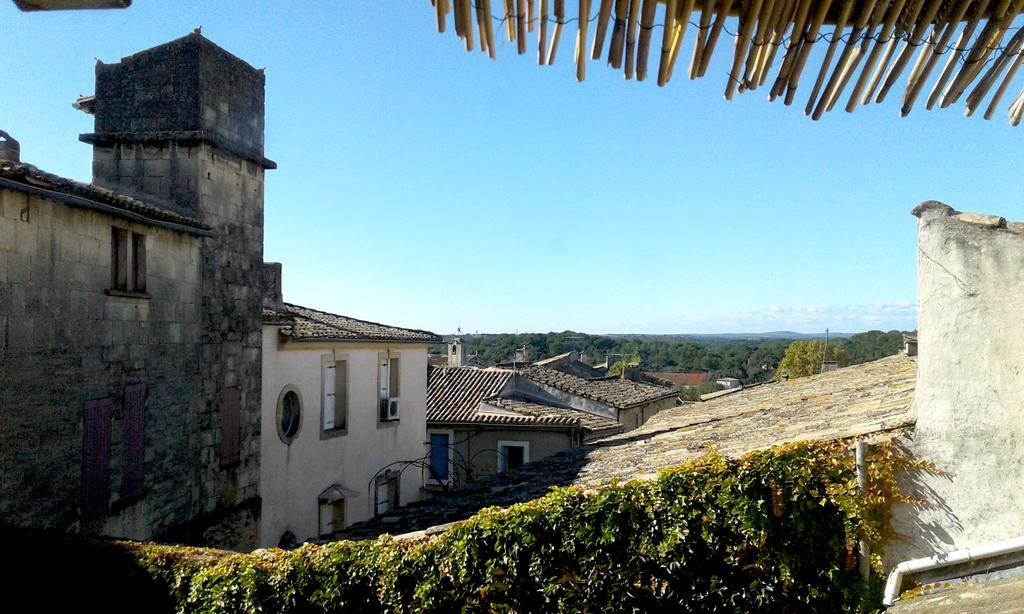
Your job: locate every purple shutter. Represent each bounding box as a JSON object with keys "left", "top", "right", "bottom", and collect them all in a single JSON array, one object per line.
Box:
[
  {"left": 122, "top": 384, "right": 146, "bottom": 500},
  {"left": 82, "top": 399, "right": 113, "bottom": 518},
  {"left": 220, "top": 387, "right": 241, "bottom": 467}
]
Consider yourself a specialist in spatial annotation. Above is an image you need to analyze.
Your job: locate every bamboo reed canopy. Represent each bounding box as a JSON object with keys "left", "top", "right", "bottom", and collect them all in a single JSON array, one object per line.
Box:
[{"left": 429, "top": 0, "right": 1024, "bottom": 124}]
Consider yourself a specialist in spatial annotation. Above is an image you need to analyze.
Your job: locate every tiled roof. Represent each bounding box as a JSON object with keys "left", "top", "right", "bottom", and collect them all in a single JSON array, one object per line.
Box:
[
  {"left": 0, "top": 160, "right": 211, "bottom": 234},
  {"left": 481, "top": 398, "right": 621, "bottom": 434},
  {"left": 264, "top": 303, "right": 440, "bottom": 343},
  {"left": 651, "top": 372, "right": 708, "bottom": 387},
  {"left": 573, "top": 354, "right": 917, "bottom": 485},
  {"left": 533, "top": 352, "right": 605, "bottom": 378},
  {"left": 427, "top": 368, "right": 621, "bottom": 434},
  {"left": 339, "top": 354, "right": 916, "bottom": 540},
  {"left": 522, "top": 367, "right": 678, "bottom": 409},
  {"left": 427, "top": 368, "right": 514, "bottom": 423}
]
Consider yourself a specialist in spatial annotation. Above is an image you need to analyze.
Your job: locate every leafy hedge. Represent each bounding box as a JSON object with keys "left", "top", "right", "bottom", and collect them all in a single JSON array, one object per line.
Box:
[{"left": 22, "top": 441, "right": 912, "bottom": 612}]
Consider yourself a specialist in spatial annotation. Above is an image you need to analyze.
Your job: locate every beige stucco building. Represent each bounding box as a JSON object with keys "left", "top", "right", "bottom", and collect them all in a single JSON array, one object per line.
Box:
[{"left": 259, "top": 264, "right": 439, "bottom": 547}]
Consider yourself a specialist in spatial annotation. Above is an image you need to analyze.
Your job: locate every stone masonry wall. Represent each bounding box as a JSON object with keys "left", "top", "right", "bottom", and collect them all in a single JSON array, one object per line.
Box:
[
  {"left": 889, "top": 202, "right": 1024, "bottom": 563},
  {"left": 0, "top": 187, "right": 203, "bottom": 538}
]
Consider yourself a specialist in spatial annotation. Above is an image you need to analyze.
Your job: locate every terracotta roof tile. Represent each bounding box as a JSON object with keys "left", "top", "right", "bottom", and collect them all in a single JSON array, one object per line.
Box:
[
  {"left": 0, "top": 161, "right": 210, "bottom": 233},
  {"left": 264, "top": 303, "right": 440, "bottom": 343},
  {"left": 521, "top": 367, "right": 678, "bottom": 409}
]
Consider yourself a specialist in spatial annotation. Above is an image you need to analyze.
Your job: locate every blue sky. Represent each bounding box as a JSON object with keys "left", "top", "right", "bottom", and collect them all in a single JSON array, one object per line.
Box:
[{"left": 2, "top": 2, "right": 1021, "bottom": 334}]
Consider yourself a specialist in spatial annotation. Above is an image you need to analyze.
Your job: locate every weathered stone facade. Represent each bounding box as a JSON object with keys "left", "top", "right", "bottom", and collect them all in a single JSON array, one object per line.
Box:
[
  {"left": 889, "top": 202, "right": 1024, "bottom": 564},
  {"left": 0, "top": 33, "right": 270, "bottom": 549}
]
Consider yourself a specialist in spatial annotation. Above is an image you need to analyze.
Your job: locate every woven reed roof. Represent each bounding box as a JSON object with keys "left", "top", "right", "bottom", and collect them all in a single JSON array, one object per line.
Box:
[{"left": 430, "top": 0, "right": 1024, "bottom": 124}]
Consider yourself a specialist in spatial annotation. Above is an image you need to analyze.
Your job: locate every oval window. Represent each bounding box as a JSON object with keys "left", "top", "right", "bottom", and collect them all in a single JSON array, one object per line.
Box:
[{"left": 277, "top": 389, "right": 301, "bottom": 444}]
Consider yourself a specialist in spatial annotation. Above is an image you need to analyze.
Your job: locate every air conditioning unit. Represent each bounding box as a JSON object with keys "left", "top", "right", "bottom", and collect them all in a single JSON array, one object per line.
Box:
[{"left": 387, "top": 398, "right": 400, "bottom": 421}]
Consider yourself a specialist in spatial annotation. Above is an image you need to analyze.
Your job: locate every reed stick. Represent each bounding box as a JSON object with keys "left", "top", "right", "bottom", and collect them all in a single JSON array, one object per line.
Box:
[
  {"left": 637, "top": 0, "right": 658, "bottom": 79},
  {"left": 529, "top": 0, "right": 537, "bottom": 31},
  {"left": 901, "top": 0, "right": 973, "bottom": 114},
  {"left": 812, "top": 0, "right": 878, "bottom": 117},
  {"left": 517, "top": 0, "right": 528, "bottom": 53},
  {"left": 756, "top": 0, "right": 797, "bottom": 87},
  {"left": 725, "top": 0, "right": 765, "bottom": 99},
  {"left": 784, "top": 0, "right": 834, "bottom": 105},
  {"left": 690, "top": 0, "right": 716, "bottom": 78},
  {"left": 625, "top": 0, "right": 641, "bottom": 78},
  {"left": 549, "top": 0, "right": 566, "bottom": 63},
  {"left": 769, "top": 0, "right": 814, "bottom": 100},
  {"left": 609, "top": 0, "right": 631, "bottom": 68},
  {"left": 506, "top": 0, "right": 517, "bottom": 41},
  {"left": 743, "top": 0, "right": 780, "bottom": 88},
  {"left": 593, "top": 0, "right": 615, "bottom": 58},
  {"left": 926, "top": 0, "right": 989, "bottom": 109},
  {"left": 966, "top": 26, "right": 1024, "bottom": 115},
  {"left": 436, "top": 0, "right": 447, "bottom": 33},
  {"left": 577, "top": 0, "right": 592, "bottom": 80},
  {"left": 805, "top": 0, "right": 855, "bottom": 116},
  {"left": 874, "top": 0, "right": 943, "bottom": 103},
  {"left": 698, "top": 0, "right": 735, "bottom": 77},
  {"left": 539, "top": 0, "right": 550, "bottom": 63},
  {"left": 658, "top": 0, "right": 679, "bottom": 85},
  {"left": 984, "top": 44, "right": 1024, "bottom": 119},
  {"left": 945, "top": 0, "right": 1023, "bottom": 107},
  {"left": 666, "top": 0, "right": 697, "bottom": 80},
  {"left": 845, "top": 0, "right": 911, "bottom": 110}
]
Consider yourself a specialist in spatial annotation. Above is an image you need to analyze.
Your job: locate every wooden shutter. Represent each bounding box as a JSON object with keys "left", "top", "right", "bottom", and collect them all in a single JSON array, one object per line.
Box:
[
  {"left": 82, "top": 398, "right": 113, "bottom": 518},
  {"left": 335, "top": 359, "right": 348, "bottom": 429},
  {"left": 322, "top": 355, "right": 336, "bottom": 430},
  {"left": 220, "top": 387, "right": 241, "bottom": 467},
  {"left": 389, "top": 356, "right": 400, "bottom": 398},
  {"left": 122, "top": 384, "right": 146, "bottom": 500}
]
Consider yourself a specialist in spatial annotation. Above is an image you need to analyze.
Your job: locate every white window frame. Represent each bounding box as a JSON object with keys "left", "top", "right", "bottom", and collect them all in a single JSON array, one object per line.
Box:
[
  {"left": 321, "top": 354, "right": 336, "bottom": 430},
  {"left": 427, "top": 429, "right": 455, "bottom": 485},
  {"left": 497, "top": 440, "right": 530, "bottom": 473}
]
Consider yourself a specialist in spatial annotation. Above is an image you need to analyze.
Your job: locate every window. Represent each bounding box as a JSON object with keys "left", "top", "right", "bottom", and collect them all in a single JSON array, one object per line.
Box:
[
  {"left": 318, "top": 484, "right": 355, "bottom": 537},
  {"left": 110, "top": 227, "right": 147, "bottom": 294},
  {"left": 429, "top": 432, "right": 452, "bottom": 482},
  {"left": 497, "top": 440, "right": 530, "bottom": 473},
  {"left": 374, "top": 471, "right": 400, "bottom": 516},
  {"left": 378, "top": 353, "right": 400, "bottom": 422},
  {"left": 276, "top": 387, "right": 301, "bottom": 444},
  {"left": 322, "top": 355, "right": 347, "bottom": 432}
]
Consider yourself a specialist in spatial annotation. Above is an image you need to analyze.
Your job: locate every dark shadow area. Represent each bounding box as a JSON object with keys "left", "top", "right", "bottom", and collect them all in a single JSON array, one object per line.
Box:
[
  {"left": 0, "top": 527, "right": 176, "bottom": 613},
  {"left": 337, "top": 444, "right": 595, "bottom": 540},
  {"left": 889, "top": 435, "right": 962, "bottom": 554}
]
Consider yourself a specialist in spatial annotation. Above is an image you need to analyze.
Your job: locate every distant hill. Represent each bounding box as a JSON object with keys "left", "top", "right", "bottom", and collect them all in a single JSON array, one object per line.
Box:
[{"left": 607, "top": 332, "right": 856, "bottom": 344}]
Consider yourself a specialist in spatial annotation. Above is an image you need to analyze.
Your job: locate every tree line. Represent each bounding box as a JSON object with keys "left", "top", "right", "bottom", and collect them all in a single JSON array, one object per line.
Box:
[{"left": 435, "top": 330, "right": 910, "bottom": 384}]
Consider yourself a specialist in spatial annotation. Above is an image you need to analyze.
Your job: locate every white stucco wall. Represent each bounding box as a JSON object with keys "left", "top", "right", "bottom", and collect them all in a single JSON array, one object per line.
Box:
[
  {"left": 889, "top": 202, "right": 1024, "bottom": 563},
  {"left": 259, "top": 328, "right": 429, "bottom": 547}
]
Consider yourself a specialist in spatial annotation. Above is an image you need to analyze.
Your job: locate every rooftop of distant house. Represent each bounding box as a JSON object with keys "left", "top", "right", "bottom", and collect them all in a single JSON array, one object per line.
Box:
[
  {"left": 650, "top": 372, "right": 708, "bottom": 387},
  {"left": 263, "top": 303, "right": 441, "bottom": 344},
  {"left": 520, "top": 366, "right": 679, "bottom": 409},
  {"left": 340, "top": 353, "right": 917, "bottom": 540},
  {"left": 427, "top": 367, "right": 622, "bottom": 435}
]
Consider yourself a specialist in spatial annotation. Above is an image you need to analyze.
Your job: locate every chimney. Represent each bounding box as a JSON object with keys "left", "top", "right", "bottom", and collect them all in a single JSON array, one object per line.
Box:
[
  {"left": 621, "top": 366, "right": 642, "bottom": 381},
  {"left": 448, "top": 338, "right": 466, "bottom": 368},
  {"left": 903, "top": 334, "right": 918, "bottom": 357},
  {"left": 0, "top": 130, "right": 20, "bottom": 162},
  {"left": 262, "top": 262, "right": 284, "bottom": 310}
]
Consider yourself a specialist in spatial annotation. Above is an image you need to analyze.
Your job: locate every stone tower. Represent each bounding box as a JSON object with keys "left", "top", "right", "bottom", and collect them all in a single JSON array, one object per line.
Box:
[{"left": 80, "top": 32, "right": 274, "bottom": 543}]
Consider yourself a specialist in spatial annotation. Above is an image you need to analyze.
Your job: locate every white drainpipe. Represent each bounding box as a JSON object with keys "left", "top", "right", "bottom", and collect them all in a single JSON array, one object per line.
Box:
[{"left": 883, "top": 535, "right": 1024, "bottom": 607}]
